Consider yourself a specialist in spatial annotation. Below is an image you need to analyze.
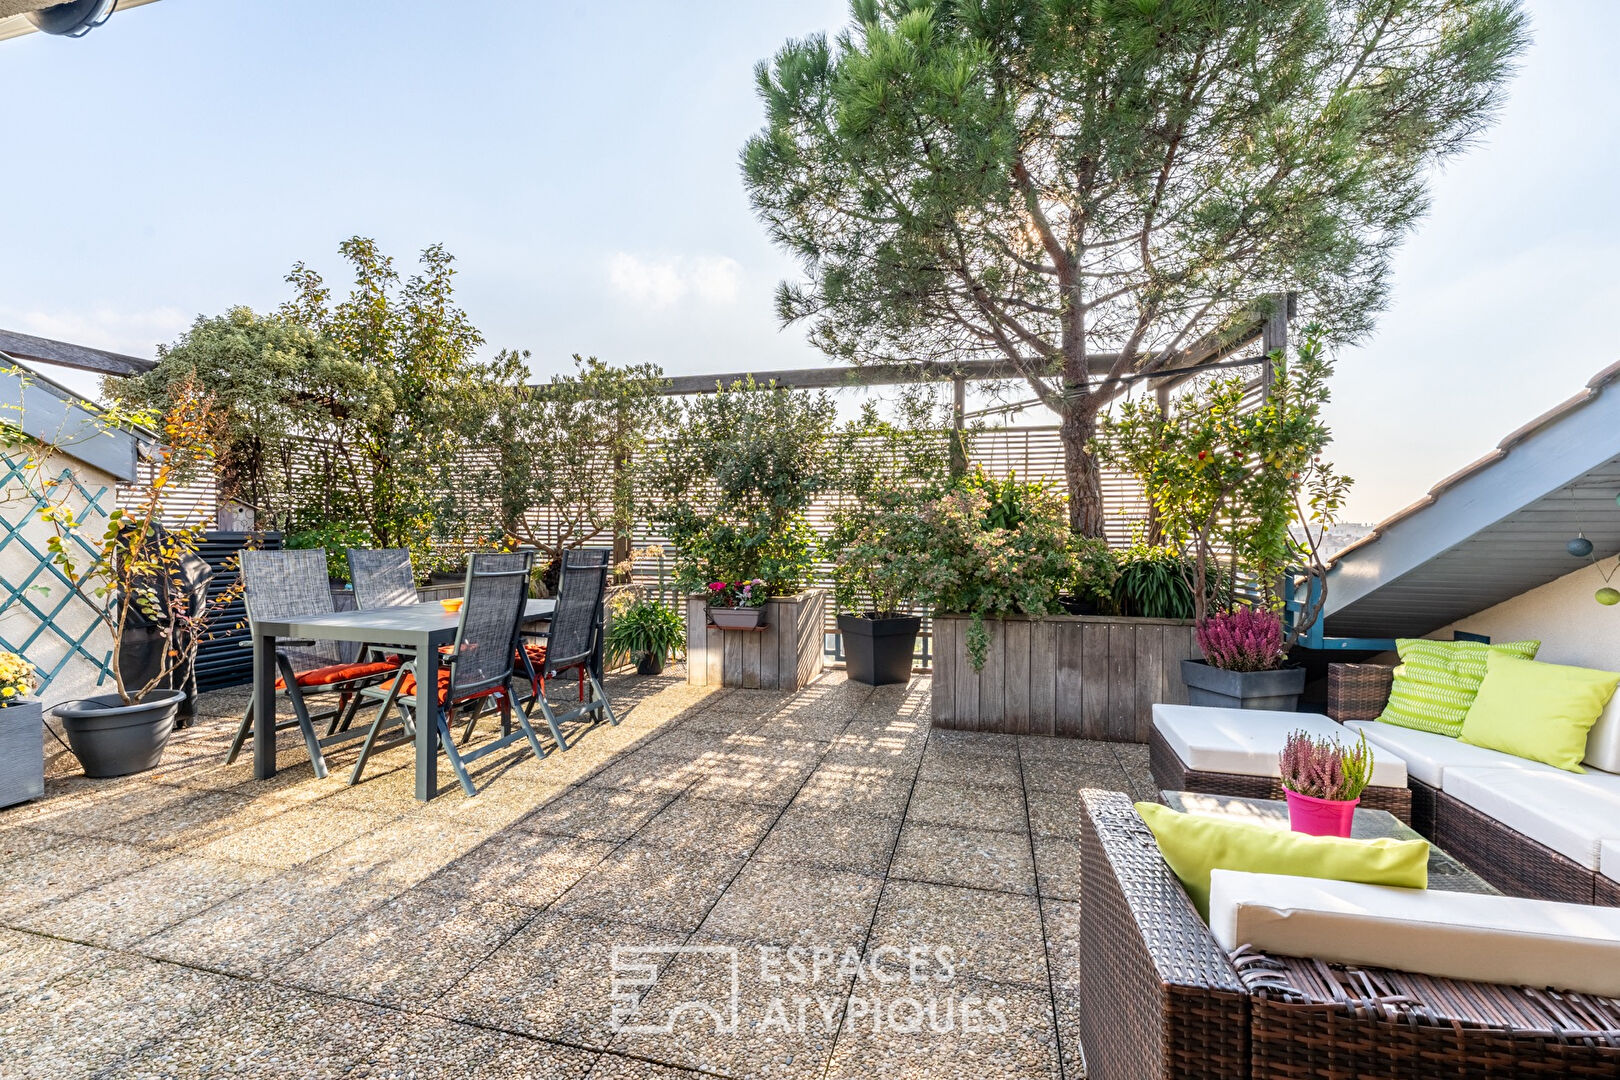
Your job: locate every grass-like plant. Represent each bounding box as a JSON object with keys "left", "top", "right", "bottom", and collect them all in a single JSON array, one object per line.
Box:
[
  {"left": 1278, "top": 729, "right": 1375, "bottom": 802},
  {"left": 605, "top": 599, "right": 686, "bottom": 669}
]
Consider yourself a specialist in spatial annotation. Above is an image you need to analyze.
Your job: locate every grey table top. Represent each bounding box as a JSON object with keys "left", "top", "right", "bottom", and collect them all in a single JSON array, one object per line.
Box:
[
  {"left": 252, "top": 599, "right": 555, "bottom": 643},
  {"left": 1161, "top": 790, "right": 1501, "bottom": 896}
]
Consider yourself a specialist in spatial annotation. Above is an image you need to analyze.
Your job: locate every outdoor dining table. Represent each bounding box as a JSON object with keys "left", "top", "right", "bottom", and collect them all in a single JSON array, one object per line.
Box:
[{"left": 250, "top": 598, "right": 556, "bottom": 801}]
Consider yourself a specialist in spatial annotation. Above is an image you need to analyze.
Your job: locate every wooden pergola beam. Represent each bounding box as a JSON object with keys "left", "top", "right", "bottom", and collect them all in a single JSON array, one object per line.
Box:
[{"left": 0, "top": 328, "right": 155, "bottom": 377}]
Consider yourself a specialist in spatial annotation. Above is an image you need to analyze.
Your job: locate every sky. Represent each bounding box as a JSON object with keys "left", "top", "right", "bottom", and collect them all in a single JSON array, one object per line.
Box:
[{"left": 2, "top": 0, "right": 1617, "bottom": 526}]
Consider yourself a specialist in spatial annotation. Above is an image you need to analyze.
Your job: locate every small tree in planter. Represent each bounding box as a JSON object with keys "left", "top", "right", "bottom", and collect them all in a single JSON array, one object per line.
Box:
[
  {"left": 825, "top": 391, "right": 955, "bottom": 683},
  {"left": 30, "top": 385, "right": 245, "bottom": 776},
  {"left": 1186, "top": 607, "right": 1305, "bottom": 711},
  {"left": 650, "top": 377, "right": 833, "bottom": 612}
]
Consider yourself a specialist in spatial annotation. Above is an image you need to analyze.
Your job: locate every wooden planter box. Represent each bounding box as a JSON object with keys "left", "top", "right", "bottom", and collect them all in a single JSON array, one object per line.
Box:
[
  {"left": 685, "top": 590, "right": 826, "bottom": 690},
  {"left": 931, "top": 613, "right": 1200, "bottom": 741}
]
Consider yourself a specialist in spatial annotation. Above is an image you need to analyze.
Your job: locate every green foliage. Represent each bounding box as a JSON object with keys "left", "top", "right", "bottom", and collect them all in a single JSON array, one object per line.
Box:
[
  {"left": 824, "top": 388, "right": 956, "bottom": 616},
  {"left": 1096, "top": 327, "right": 1351, "bottom": 626},
  {"left": 470, "top": 355, "right": 678, "bottom": 581},
  {"left": 745, "top": 0, "right": 1527, "bottom": 532},
  {"left": 650, "top": 378, "right": 834, "bottom": 595},
  {"left": 1113, "top": 542, "right": 1197, "bottom": 621},
  {"left": 1067, "top": 535, "right": 1119, "bottom": 610},
  {"left": 284, "top": 520, "right": 374, "bottom": 583},
  {"left": 605, "top": 598, "right": 686, "bottom": 668}
]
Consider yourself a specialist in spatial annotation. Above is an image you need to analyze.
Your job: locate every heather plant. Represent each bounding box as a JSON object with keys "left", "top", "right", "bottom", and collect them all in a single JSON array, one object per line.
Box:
[
  {"left": 1279, "top": 729, "right": 1375, "bottom": 802},
  {"left": 1197, "top": 608, "right": 1286, "bottom": 673}
]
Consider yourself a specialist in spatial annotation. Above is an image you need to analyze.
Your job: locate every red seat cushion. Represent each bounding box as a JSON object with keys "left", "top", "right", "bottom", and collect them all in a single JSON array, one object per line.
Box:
[
  {"left": 276, "top": 658, "right": 400, "bottom": 691},
  {"left": 379, "top": 667, "right": 506, "bottom": 707}
]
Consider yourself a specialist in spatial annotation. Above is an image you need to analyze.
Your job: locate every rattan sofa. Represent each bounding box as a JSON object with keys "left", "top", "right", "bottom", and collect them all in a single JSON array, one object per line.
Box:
[
  {"left": 1328, "top": 663, "right": 1620, "bottom": 906},
  {"left": 1075, "top": 788, "right": 1620, "bottom": 1080}
]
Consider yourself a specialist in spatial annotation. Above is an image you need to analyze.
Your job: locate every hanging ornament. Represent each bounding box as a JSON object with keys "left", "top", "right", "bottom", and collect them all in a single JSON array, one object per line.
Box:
[
  {"left": 1598, "top": 588, "right": 1620, "bottom": 607},
  {"left": 1569, "top": 534, "right": 1595, "bottom": 558}
]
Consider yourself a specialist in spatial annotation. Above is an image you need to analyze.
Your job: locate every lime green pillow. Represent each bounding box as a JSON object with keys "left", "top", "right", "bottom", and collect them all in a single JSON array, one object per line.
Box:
[
  {"left": 1135, "top": 801, "right": 1429, "bottom": 920},
  {"left": 1459, "top": 654, "right": 1620, "bottom": 772},
  {"left": 1378, "top": 638, "right": 1541, "bottom": 738}
]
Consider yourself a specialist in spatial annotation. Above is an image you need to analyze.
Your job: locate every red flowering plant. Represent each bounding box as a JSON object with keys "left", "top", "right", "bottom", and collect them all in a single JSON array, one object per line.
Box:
[
  {"left": 707, "top": 578, "right": 769, "bottom": 609},
  {"left": 1278, "top": 728, "right": 1375, "bottom": 802},
  {"left": 1196, "top": 607, "right": 1286, "bottom": 672}
]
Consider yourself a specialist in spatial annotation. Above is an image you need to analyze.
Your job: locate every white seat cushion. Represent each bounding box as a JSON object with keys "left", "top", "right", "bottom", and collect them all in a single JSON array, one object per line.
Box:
[
  {"left": 1585, "top": 695, "right": 1620, "bottom": 773},
  {"left": 1209, "top": 869, "right": 1620, "bottom": 997},
  {"left": 1153, "top": 704, "right": 1407, "bottom": 788},
  {"left": 1603, "top": 839, "right": 1620, "bottom": 885},
  {"left": 1343, "top": 720, "right": 1562, "bottom": 789},
  {"left": 1443, "top": 766, "right": 1620, "bottom": 869}
]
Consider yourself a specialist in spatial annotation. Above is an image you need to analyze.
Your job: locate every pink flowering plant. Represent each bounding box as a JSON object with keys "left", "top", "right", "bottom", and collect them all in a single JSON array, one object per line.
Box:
[
  {"left": 707, "top": 578, "right": 769, "bottom": 609},
  {"left": 1196, "top": 607, "right": 1286, "bottom": 672},
  {"left": 1278, "top": 729, "right": 1374, "bottom": 802}
]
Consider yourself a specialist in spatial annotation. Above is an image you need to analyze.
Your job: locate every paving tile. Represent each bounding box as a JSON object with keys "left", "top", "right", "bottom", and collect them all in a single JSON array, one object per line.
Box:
[
  {"left": 889, "top": 823, "right": 1037, "bottom": 896},
  {"left": 1020, "top": 756, "right": 1133, "bottom": 796},
  {"left": 10, "top": 853, "right": 276, "bottom": 949},
  {"left": 1017, "top": 736, "right": 1124, "bottom": 766},
  {"left": 1025, "top": 788, "right": 1083, "bottom": 840},
  {"left": 580, "top": 750, "right": 697, "bottom": 796},
  {"left": 20, "top": 781, "right": 200, "bottom": 839},
  {"left": 916, "top": 748, "right": 1023, "bottom": 790},
  {"left": 0, "top": 952, "right": 230, "bottom": 1080},
  {"left": 555, "top": 841, "right": 743, "bottom": 933},
  {"left": 1032, "top": 835, "right": 1082, "bottom": 902},
  {"left": 752, "top": 807, "right": 900, "bottom": 875},
  {"left": 0, "top": 927, "right": 107, "bottom": 1010},
  {"left": 97, "top": 789, "right": 275, "bottom": 850},
  {"left": 790, "top": 761, "right": 915, "bottom": 816},
  {"left": 823, "top": 974, "right": 1062, "bottom": 1080},
  {"left": 278, "top": 889, "right": 534, "bottom": 1008},
  {"left": 1040, "top": 898, "right": 1084, "bottom": 989},
  {"left": 587, "top": 1054, "right": 706, "bottom": 1080},
  {"left": 1052, "top": 982, "right": 1088, "bottom": 1080},
  {"left": 304, "top": 813, "right": 491, "bottom": 891},
  {"left": 867, "top": 881, "right": 1047, "bottom": 989},
  {"left": 906, "top": 780, "right": 1028, "bottom": 834},
  {"left": 0, "top": 824, "right": 67, "bottom": 862},
  {"left": 0, "top": 836, "right": 157, "bottom": 920},
  {"left": 929, "top": 729, "right": 1021, "bottom": 756},
  {"left": 823, "top": 728, "right": 926, "bottom": 766},
  {"left": 105, "top": 978, "right": 397, "bottom": 1080},
  {"left": 140, "top": 863, "right": 402, "bottom": 977},
  {"left": 682, "top": 747, "right": 820, "bottom": 807},
  {"left": 608, "top": 934, "right": 851, "bottom": 1080},
  {"left": 1112, "top": 741, "right": 1150, "bottom": 769},
  {"left": 522, "top": 785, "right": 681, "bottom": 841},
  {"left": 632, "top": 791, "right": 780, "bottom": 857},
  {"left": 191, "top": 805, "right": 389, "bottom": 869},
  {"left": 347, "top": 1016, "right": 600, "bottom": 1079},
  {"left": 679, "top": 705, "right": 768, "bottom": 736},
  {"left": 418, "top": 828, "right": 617, "bottom": 907},
  {"left": 700, "top": 862, "right": 883, "bottom": 951},
  {"left": 435, "top": 913, "right": 680, "bottom": 1050}
]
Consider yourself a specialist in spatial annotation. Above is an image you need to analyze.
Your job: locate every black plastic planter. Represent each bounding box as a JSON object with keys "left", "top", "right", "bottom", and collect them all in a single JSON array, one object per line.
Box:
[
  {"left": 839, "top": 613, "right": 921, "bottom": 686},
  {"left": 1179, "top": 659, "right": 1306, "bottom": 711},
  {"left": 637, "top": 651, "right": 667, "bottom": 676},
  {"left": 53, "top": 689, "right": 183, "bottom": 778}
]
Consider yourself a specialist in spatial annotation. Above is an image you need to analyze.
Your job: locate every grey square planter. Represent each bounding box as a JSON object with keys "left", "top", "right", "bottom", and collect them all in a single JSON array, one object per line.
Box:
[
  {"left": 1180, "top": 659, "right": 1305, "bottom": 711},
  {"left": 0, "top": 697, "right": 45, "bottom": 809}
]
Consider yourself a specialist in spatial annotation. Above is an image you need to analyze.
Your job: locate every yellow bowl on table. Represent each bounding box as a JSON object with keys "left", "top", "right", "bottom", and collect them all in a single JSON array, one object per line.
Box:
[{"left": 440, "top": 598, "right": 464, "bottom": 613}]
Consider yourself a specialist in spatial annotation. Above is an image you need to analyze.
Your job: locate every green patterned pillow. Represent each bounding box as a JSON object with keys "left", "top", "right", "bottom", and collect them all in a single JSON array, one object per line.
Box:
[{"left": 1378, "top": 638, "right": 1540, "bottom": 738}]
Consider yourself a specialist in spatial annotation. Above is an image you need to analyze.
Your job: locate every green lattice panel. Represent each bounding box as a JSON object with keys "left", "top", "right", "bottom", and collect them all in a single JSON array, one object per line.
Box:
[{"left": 0, "top": 455, "right": 115, "bottom": 689}]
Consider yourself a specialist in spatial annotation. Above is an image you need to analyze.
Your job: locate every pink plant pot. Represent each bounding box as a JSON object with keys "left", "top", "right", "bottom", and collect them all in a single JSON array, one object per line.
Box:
[{"left": 1285, "top": 790, "right": 1359, "bottom": 838}]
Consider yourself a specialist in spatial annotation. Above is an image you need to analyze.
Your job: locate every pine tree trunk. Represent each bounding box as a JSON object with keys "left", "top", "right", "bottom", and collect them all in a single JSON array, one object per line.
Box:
[{"left": 1060, "top": 406, "right": 1106, "bottom": 537}]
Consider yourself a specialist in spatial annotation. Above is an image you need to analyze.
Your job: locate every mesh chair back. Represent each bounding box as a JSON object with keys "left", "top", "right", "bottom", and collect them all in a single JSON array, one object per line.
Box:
[
  {"left": 348, "top": 548, "right": 418, "bottom": 610},
  {"left": 543, "top": 548, "right": 608, "bottom": 677},
  {"left": 448, "top": 550, "right": 535, "bottom": 702},
  {"left": 241, "top": 549, "right": 344, "bottom": 667}
]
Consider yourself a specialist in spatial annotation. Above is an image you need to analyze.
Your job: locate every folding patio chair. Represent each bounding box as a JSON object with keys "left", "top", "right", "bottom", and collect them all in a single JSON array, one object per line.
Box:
[
  {"left": 350, "top": 550, "right": 549, "bottom": 796},
  {"left": 347, "top": 548, "right": 418, "bottom": 610},
  {"left": 224, "top": 549, "right": 402, "bottom": 778},
  {"left": 516, "top": 547, "right": 617, "bottom": 751}
]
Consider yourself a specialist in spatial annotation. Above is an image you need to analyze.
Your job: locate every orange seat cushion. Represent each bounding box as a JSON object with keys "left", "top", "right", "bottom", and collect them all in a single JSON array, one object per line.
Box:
[
  {"left": 276, "top": 658, "right": 400, "bottom": 690},
  {"left": 379, "top": 667, "right": 506, "bottom": 707}
]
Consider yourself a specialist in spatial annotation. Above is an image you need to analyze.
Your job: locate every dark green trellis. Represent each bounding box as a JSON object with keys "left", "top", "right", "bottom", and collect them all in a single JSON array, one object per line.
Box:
[{"left": 0, "top": 454, "right": 114, "bottom": 690}]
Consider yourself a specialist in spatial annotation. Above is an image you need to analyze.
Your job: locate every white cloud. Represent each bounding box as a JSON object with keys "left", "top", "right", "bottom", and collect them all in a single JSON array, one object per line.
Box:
[{"left": 605, "top": 252, "right": 742, "bottom": 310}]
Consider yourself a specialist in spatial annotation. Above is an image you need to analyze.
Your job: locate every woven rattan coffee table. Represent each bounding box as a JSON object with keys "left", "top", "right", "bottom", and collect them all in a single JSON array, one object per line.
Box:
[{"left": 1161, "top": 790, "right": 1500, "bottom": 895}]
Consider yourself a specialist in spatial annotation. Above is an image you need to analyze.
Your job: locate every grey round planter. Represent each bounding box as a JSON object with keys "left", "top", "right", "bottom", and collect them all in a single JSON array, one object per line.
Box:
[
  {"left": 0, "top": 697, "right": 45, "bottom": 808},
  {"left": 53, "top": 689, "right": 183, "bottom": 778},
  {"left": 1180, "top": 659, "right": 1306, "bottom": 711}
]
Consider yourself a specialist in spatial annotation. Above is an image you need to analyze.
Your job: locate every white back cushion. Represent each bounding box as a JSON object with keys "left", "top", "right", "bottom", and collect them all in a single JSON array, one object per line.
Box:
[
  {"left": 1209, "top": 870, "right": 1620, "bottom": 997},
  {"left": 1153, "top": 704, "right": 1407, "bottom": 787},
  {"left": 1442, "top": 766, "right": 1620, "bottom": 869},
  {"left": 1587, "top": 695, "right": 1620, "bottom": 773}
]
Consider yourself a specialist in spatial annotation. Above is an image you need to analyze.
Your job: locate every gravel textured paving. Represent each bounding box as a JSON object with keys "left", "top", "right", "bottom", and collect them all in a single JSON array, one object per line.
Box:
[{"left": 0, "top": 666, "right": 1142, "bottom": 1078}]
